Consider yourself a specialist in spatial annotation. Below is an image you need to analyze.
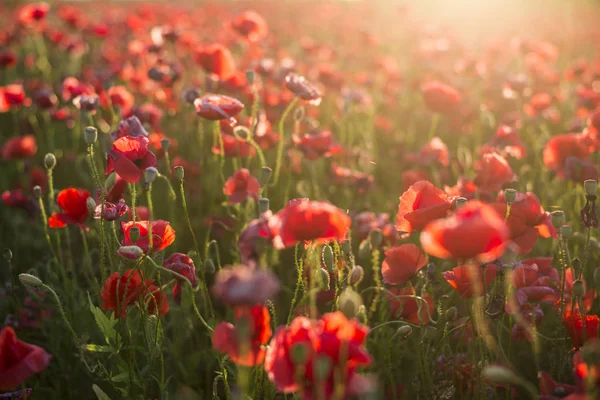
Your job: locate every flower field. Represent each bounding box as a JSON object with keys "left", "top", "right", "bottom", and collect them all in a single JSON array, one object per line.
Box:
[{"left": 1, "top": 0, "right": 600, "bottom": 399}]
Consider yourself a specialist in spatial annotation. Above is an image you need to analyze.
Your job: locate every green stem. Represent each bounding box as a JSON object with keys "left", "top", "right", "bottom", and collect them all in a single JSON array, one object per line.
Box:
[{"left": 271, "top": 97, "right": 299, "bottom": 187}]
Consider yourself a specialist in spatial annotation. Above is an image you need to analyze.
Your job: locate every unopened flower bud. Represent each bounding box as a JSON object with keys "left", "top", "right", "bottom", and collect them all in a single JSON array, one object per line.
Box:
[
  {"left": 369, "top": 229, "right": 383, "bottom": 248},
  {"left": 445, "top": 306, "right": 458, "bottom": 321},
  {"left": 86, "top": 197, "right": 97, "bottom": 215},
  {"left": 33, "top": 185, "right": 42, "bottom": 198},
  {"left": 19, "top": 273, "right": 43, "bottom": 287},
  {"left": 245, "top": 70, "right": 255, "bottom": 85},
  {"left": 258, "top": 197, "right": 270, "bottom": 214},
  {"left": 174, "top": 166, "right": 184, "bottom": 181},
  {"left": 455, "top": 197, "right": 468, "bottom": 209},
  {"left": 44, "top": 153, "right": 56, "bottom": 170},
  {"left": 160, "top": 137, "right": 170, "bottom": 152},
  {"left": 317, "top": 268, "right": 330, "bottom": 290},
  {"left": 573, "top": 280, "right": 585, "bottom": 297},
  {"left": 504, "top": 188, "right": 517, "bottom": 203},
  {"left": 314, "top": 355, "right": 332, "bottom": 380},
  {"left": 339, "top": 287, "right": 363, "bottom": 319},
  {"left": 358, "top": 239, "right": 371, "bottom": 260},
  {"left": 129, "top": 227, "right": 140, "bottom": 243},
  {"left": 3, "top": 249, "right": 12, "bottom": 261},
  {"left": 144, "top": 167, "right": 158, "bottom": 184},
  {"left": 321, "top": 245, "right": 334, "bottom": 271},
  {"left": 551, "top": 211, "right": 565, "bottom": 229},
  {"left": 423, "top": 326, "right": 438, "bottom": 341},
  {"left": 348, "top": 265, "right": 365, "bottom": 286},
  {"left": 84, "top": 126, "right": 98, "bottom": 144},
  {"left": 340, "top": 239, "right": 351, "bottom": 256},
  {"left": 258, "top": 166, "right": 272, "bottom": 186},
  {"left": 584, "top": 180, "right": 598, "bottom": 196},
  {"left": 396, "top": 325, "right": 413, "bottom": 338},
  {"left": 290, "top": 342, "right": 309, "bottom": 365},
  {"left": 484, "top": 365, "right": 521, "bottom": 386},
  {"left": 117, "top": 245, "right": 144, "bottom": 261},
  {"left": 204, "top": 258, "right": 215, "bottom": 274},
  {"left": 560, "top": 224, "right": 572, "bottom": 238}
]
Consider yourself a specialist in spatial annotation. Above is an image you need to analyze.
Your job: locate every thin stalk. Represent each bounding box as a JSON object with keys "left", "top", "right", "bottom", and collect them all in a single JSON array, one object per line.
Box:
[{"left": 271, "top": 97, "right": 298, "bottom": 187}]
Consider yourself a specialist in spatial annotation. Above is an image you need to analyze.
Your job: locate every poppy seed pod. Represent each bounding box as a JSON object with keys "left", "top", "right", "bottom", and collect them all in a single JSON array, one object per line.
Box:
[
  {"left": 573, "top": 280, "right": 585, "bottom": 297},
  {"left": 369, "top": 228, "right": 383, "bottom": 248},
  {"left": 348, "top": 265, "right": 365, "bottom": 286},
  {"left": 396, "top": 325, "right": 413, "bottom": 338},
  {"left": 317, "top": 267, "right": 330, "bottom": 290},
  {"left": 584, "top": 179, "right": 598, "bottom": 196},
  {"left": 19, "top": 273, "right": 43, "bottom": 287},
  {"left": 3, "top": 248, "right": 12, "bottom": 261},
  {"left": 144, "top": 167, "right": 158, "bottom": 184},
  {"left": 322, "top": 245, "right": 334, "bottom": 271},
  {"left": 44, "top": 153, "right": 56, "bottom": 170},
  {"left": 174, "top": 166, "right": 184, "bottom": 181},
  {"left": 33, "top": 185, "right": 42, "bottom": 198},
  {"left": 84, "top": 126, "right": 98, "bottom": 145},
  {"left": 258, "top": 166, "right": 272, "bottom": 186},
  {"left": 258, "top": 197, "right": 270, "bottom": 214},
  {"left": 551, "top": 211, "right": 565, "bottom": 229},
  {"left": 339, "top": 287, "right": 363, "bottom": 319},
  {"left": 454, "top": 197, "right": 468, "bottom": 209},
  {"left": 160, "top": 137, "right": 170, "bottom": 152},
  {"left": 504, "top": 188, "right": 517, "bottom": 203}
]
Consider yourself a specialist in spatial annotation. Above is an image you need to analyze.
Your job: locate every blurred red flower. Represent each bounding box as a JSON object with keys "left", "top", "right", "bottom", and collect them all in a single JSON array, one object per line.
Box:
[
  {"left": 563, "top": 310, "right": 599, "bottom": 349},
  {"left": 1, "top": 135, "right": 37, "bottom": 160},
  {"left": 121, "top": 220, "right": 176, "bottom": 253},
  {"left": 473, "top": 152, "right": 515, "bottom": 192},
  {"left": 18, "top": 2, "right": 50, "bottom": 25},
  {"left": 0, "top": 327, "right": 51, "bottom": 390},
  {"left": 105, "top": 86, "right": 134, "bottom": 116},
  {"left": 396, "top": 180, "right": 453, "bottom": 233},
  {"left": 442, "top": 264, "right": 497, "bottom": 298},
  {"left": 388, "top": 286, "right": 434, "bottom": 324},
  {"left": 293, "top": 129, "right": 341, "bottom": 160},
  {"left": 421, "top": 81, "right": 461, "bottom": 114},
  {"left": 381, "top": 244, "right": 427, "bottom": 285},
  {"left": 194, "top": 94, "right": 244, "bottom": 122},
  {"left": 543, "top": 133, "right": 592, "bottom": 178},
  {"left": 230, "top": 11, "right": 268, "bottom": 42},
  {"left": 48, "top": 188, "right": 90, "bottom": 228},
  {"left": 223, "top": 168, "right": 261, "bottom": 205},
  {"left": 101, "top": 269, "right": 168, "bottom": 318},
  {"left": 193, "top": 44, "right": 236, "bottom": 80},
  {"left": 163, "top": 253, "right": 197, "bottom": 304},
  {"left": 212, "top": 133, "right": 255, "bottom": 158},
  {"left": 106, "top": 136, "right": 157, "bottom": 183}
]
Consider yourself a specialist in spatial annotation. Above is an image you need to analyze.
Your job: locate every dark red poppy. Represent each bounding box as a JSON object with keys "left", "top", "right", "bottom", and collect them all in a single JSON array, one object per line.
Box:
[
  {"left": 3, "top": 84, "right": 28, "bottom": 107},
  {"left": 94, "top": 199, "right": 128, "bottom": 221},
  {"left": 223, "top": 169, "right": 261, "bottom": 205},
  {"left": 212, "top": 264, "right": 279, "bottom": 306},
  {"left": 48, "top": 188, "right": 90, "bottom": 228},
  {"left": 194, "top": 94, "right": 244, "bottom": 122},
  {"left": 473, "top": 152, "right": 515, "bottom": 192},
  {"left": 106, "top": 136, "right": 157, "bottom": 183},
  {"left": 538, "top": 371, "right": 576, "bottom": 398},
  {"left": 264, "top": 312, "right": 372, "bottom": 399},
  {"left": 269, "top": 199, "right": 351, "bottom": 249},
  {"left": 353, "top": 212, "right": 398, "bottom": 246},
  {"left": 105, "top": 86, "right": 134, "bottom": 116},
  {"left": 330, "top": 163, "right": 374, "bottom": 194},
  {"left": 573, "top": 341, "right": 600, "bottom": 386},
  {"left": 508, "top": 259, "right": 560, "bottom": 312},
  {"left": 1, "top": 135, "right": 37, "bottom": 160},
  {"left": 230, "top": 11, "right": 268, "bottom": 42},
  {"left": 113, "top": 115, "right": 149, "bottom": 140},
  {"left": 212, "top": 133, "right": 255, "bottom": 158},
  {"left": 564, "top": 156, "right": 599, "bottom": 183},
  {"left": 563, "top": 310, "right": 600, "bottom": 349},
  {"left": 285, "top": 73, "right": 322, "bottom": 105},
  {"left": 441, "top": 264, "right": 497, "bottom": 298},
  {"left": 163, "top": 253, "right": 197, "bottom": 303},
  {"left": 543, "top": 133, "right": 593, "bottom": 178},
  {"left": 213, "top": 305, "right": 272, "bottom": 366},
  {"left": 33, "top": 89, "right": 58, "bottom": 110},
  {"left": 293, "top": 129, "right": 341, "bottom": 160},
  {"left": 0, "top": 49, "right": 17, "bottom": 69},
  {"left": 421, "top": 200, "right": 508, "bottom": 262},
  {"left": 485, "top": 125, "right": 526, "bottom": 159},
  {"left": 18, "top": 2, "right": 50, "bottom": 25},
  {"left": 121, "top": 220, "right": 176, "bottom": 253},
  {"left": 396, "top": 180, "right": 453, "bottom": 233},
  {"left": 388, "top": 286, "right": 434, "bottom": 325},
  {"left": 193, "top": 44, "right": 236, "bottom": 80},
  {"left": 381, "top": 244, "right": 427, "bottom": 285},
  {"left": 421, "top": 81, "right": 462, "bottom": 114},
  {"left": 0, "top": 327, "right": 51, "bottom": 390}
]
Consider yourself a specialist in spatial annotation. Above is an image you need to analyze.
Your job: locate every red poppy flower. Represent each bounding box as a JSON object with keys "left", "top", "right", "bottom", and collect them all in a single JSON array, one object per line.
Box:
[
  {"left": 421, "top": 200, "right": 508, "bottom": 262},
  {"left": 1, "top": 135, "right": 37, "bottom": 160},
  {"left": 223, "top": 169, "right": 261, "bottom": 205},
  {"left": 106, "top": 136, "right": 157, "bottom": 183},
  {"left": 269, "top": 199, "right": 350, "bottom": 249},
  {"left": 381, "top": 244, "right": 427, "bottom": 285},
  {"left": 18, "top": 2, "right": 50, "bottom": 25},
  {"left": 213, "top": 305, "right": 272, "bottom": 366},
  {"left": 105, "top": 86, "right": 134, "bottom": 116},
  {"left": 121, "top": 220, "right": 176, "bottom": 253},
  {"left": 564, "top": 156, "right": 599, "bottom": 183},
  {"left": 94, "top": 199, "right": 128, "bottom": 221},
  {"left": 285, "top": 73, "right": 322, "bottom": 105},
  {"left": 388, "top": 286, "right": 434, "bottom": 324},
  {"left": 509, "top": 259, "right": 560, "bottom": 311},
  {"left": 212, "top": 133, "right": 255, "bottom": 158},
  {"left": 543, "top": 134, "right": 593, "bottom": 178},
  {"left": 525, "top": 92, "right": 552, "bottom": 116},
  {"left": 330, "top": 163, "right": 374, "bottom": 193},
  {"left": 0, "top": 50, "right": 17, "bottom": 69},
  {"left": 48, "top": 188, "right": 90, "bottom": 228},
  {"left": 473, "top": 152, "right": 515, "bottom": 193},
  {"left": 230, "top": 11, "right": 268, "bottom": 42},
  {"left": 573, "top": 341, "right": 600, "bottom": 386},
  {"left": 264, "top": 312, "right": 372, "bottom": 399},
  {"left": 421, "top": 81, "right": 462, "bottom": 114},
  {"left": 101, "top": 269, "right": 168, "bottom": 318},
  {"left": 194, "top": 94, "right": 244, "bottom": 122},
  {"left": 163, "top": 253, "right": 197, "bottom": 303},
  {"left": 402, "top": 170, "right": 430, "bottom": 192},
  {"left": 0, "top": 327, "right": 51, "bottom": 390},
  {"left": 144, "top": 284, "right": 169, "bottom": 317},
  {"left": 563, "top": 310, "right": 599, "bottom": 349},
  {"left": 485, "top": 125, "right": 527, "bottom": 159},
  {"left": 293, "top": 129, "right": 341, "bottom": 160},
  {"left": 193, "top": 44, "right": 236, "bottom": 80},
  {"left": 396, "top": 180, "right": 453, "bottom": 233},
  {"left": 442, "top": 264, "right": 497, "bottom": 298}
]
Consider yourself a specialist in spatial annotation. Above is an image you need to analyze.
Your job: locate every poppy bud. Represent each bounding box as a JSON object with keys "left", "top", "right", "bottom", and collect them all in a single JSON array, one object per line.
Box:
[
  {"left": 322, "top": 245, "right": 334, "bottom": 271},
  {"left": 293, "top": 106, "right": 305, "bottom": 122},
  {"left": 234, "top": 125, "right": 251, "bottom": 140},
  {"left": 160, "top": 137, "right": 171, "bottom": 152},
  {"left": 423, "top": 326, "right": 438, "bottom": 341},
  {"left": 204, "top": 258, "right": 215, "bottom": 274},
  {"left": 573, "top": 280, "right": 585, "bottom": 297},
  {"left": 339, "top": 287, "right": 363, "bottom": 319},
  {"left": 445, "top": 306, "right": 457, "bottom": 321},
  {"left": 290, "top": 342, "right": 309, "bottom": 365},
  {"left": 314, "top": 355, "right": 333, "bottom": 380},
  {"left": 348, "top": 265, "right": 365, "bottom": 286},
  {"left": 454, "top": 197, "right": 468, "bottom": 209},
  {"left": 33, "top": 185, "right": 42, "bottom": 198},
  {"left": 504, "top": 188, "right": 517, "bottom": 204},
  {"left": 19, "top": 273, "right": 43, "bottom": 287},
  {"left": 144, "top": 167, "right": 158, "bottom": 184},
  {"left": 396, "top": 325, "right": 413, "bottom": 338},
  {"left": 174, "top": 166, "right": 184, "bottom": 181},
  {"left": 258, "top": 166, "right": 272, "bottom": 186},
  {"left": 584, "top": 179, "right": 598, "bottom": 196},
  {"left": 560, "top": 224, "right": 572, "bottom": 238},
  {"left": 358, "top": 239, "right": 371, "bottom": 260},
  {"left": 44, "top": 153, "right": 56, "bottom": 170},
  {"left": 117, "top": 245, "right": 144, "bottom": 261},
  {"left": 594, "top": 268, "right": 600, "bottom": 286},
  {"left": 369, "top": 228, "right": 383, "bottom": 248},
  {"left": 551, "top": 211, "right": 565, "bottom": 229},
  {"left": 84, "top": 126, "right": 98, "bottom": 144},
  {"left": 3, "top": 248, "right": 12, "bottom": 261},
  {"left": 317, "top": 267, "right": 330, "bottom": 290},
  {"left": 129, "top": 227, "right": 140, "bottom": 243},
  {"left": 258, "top": 197, "right": 270, "bottom": 214},
  {"left": 340, "top": 239, "right": 351, "bottom": 256},
  {"left": 245, "top": 70, "right": 255, "bottom": 85},
  {"left": 86, "top": 197, "right": 97, "bottom": 215},
  {"left": 483, "top": 365, "right": 521, "bottom": 386}
]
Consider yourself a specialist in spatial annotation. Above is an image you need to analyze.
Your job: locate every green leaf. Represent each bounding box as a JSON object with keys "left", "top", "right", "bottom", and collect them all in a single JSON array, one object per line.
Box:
[
  {"left": 92, "top": 384, "right": 112, "bottom": 400},
  {"left": 111, "top": 372, "right": 130, "bottom": 383},
  {"left": 82, "top": 344, "right": 113, "bottom": 353},
  {"left": 88, "top": 292, "right": 117, "bottom": 345}
]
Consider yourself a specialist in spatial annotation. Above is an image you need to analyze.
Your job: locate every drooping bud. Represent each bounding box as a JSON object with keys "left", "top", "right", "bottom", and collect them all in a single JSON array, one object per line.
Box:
[
  {"left": 504, "top": 188, "right": 517, "bottom": 204},
  {"left": 258, "top": 197, "right": 270, "bottom": 214},
  {"left": 483, "top": 365, "right": 521, "bottom": 386},
  {"left": 340, "top": 239, "right": 351, "bottom": 256},
  {"left": 551, "top": 211, "right": 565, "bottom": 229},
  {"left": 317, "top": 268, "right": 330, "bottom": 290},
  {"left": 160, "top": 137, "right": 170, "bottom": 152},
  {"left": 369, "top": 229, "right": 383, "bottom": 248},
  {"left": 174, "top": 166, "right": 184, "bottom": 181},
  {"left": 573, "top": 280, "right": 585, "bottom": 297},
  {"left": 204, "top": 258, "right": 215, "bottom": 274},
  {"left": 86, "top": 197, "right": 97, "bottom": 215},
  {"left": 560, "top": 224, "right": 572, "bottom": 238},
  {"left": 3, "top": 248, "right": 12, "bottom": 261},
  {"left": 290, "top": 342, "right": 309, "bottom": 365},
  {"left": 348, "top": 265, "right": 365, "bottom": 286},
  {"left": 258, "top": 166, "right": 272, "bottom": 186},
  {"left": 445, "top": 306, "right": 458, "bottom": 321},
  {"left": 423, "top": 326, "right": 438, "bottom": 341},
  {"left": 339, "top": 287, "right": 363, "bottom": 319},
  {"left": 84, "top": 126, "right": 98, "bottom": 144},
  {"left": 584, "top": 179, "right": 598, "bottom": 196},
  {"left": 117, "top": 245, "right": 144, "bottom": 261},
  {"left": 44, "top": 153, "right": 56, "bottom": 170},
  {"left": 321, "top": 245, "right": 334, "bottom": 271},
  {"left": 129, "top": 227, "right": 140, "bottom": 243},
  {"left": 19, "top": 273, "right": 43, "bottom": 287},
  {"left": 454, "top": 197, "right": 468, "bottom": 209},
  {"left": 144, "top": 167, "right": 158, "bottom": 184},
  {"left": 396, "top": 325, "right": 413, "bottom": 338},
  {"left": 33, "top": 185, "right": 42, "bottom": 198},
  {"left": 245, "top": 70, "right": 256, "bottom": 85},
  {"left": 358, "top": 239, "right": 371, "bottom": 261}
]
